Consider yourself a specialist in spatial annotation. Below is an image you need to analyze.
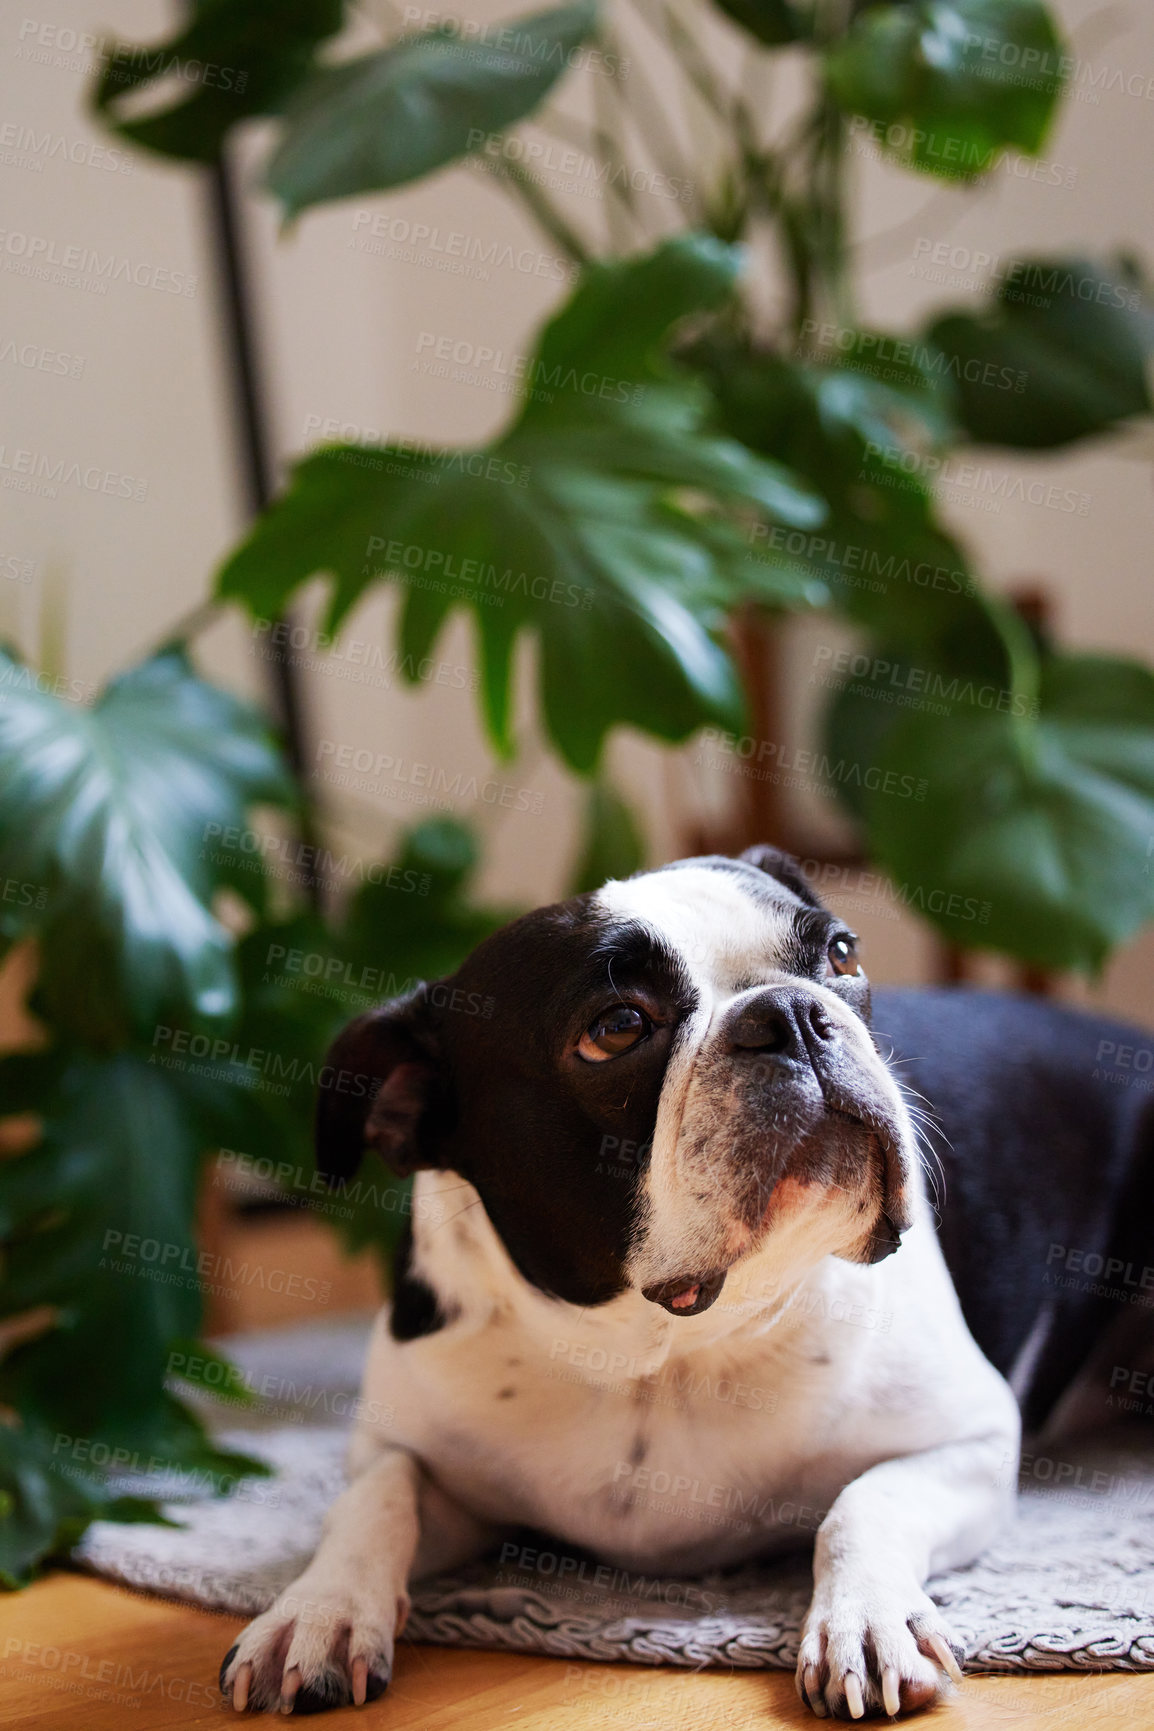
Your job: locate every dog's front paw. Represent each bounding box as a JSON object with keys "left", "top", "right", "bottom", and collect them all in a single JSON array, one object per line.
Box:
[
  {"left": 795, "top": 1581, "right": 964, "bottom": 1720},
  {"left": 220, "top": 1579, "right": 409, "bottom": 1714}
]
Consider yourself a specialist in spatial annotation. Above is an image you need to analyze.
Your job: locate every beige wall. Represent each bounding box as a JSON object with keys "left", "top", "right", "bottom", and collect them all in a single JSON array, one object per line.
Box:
[{"left": 3, "top": 0, "right": 1152, "bottom": 1019}]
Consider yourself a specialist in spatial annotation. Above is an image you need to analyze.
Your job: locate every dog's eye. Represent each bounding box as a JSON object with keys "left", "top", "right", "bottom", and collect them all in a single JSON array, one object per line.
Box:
[
  {"left": 826, "top": 935, "right": 861, "bottom": 978},
  {"left": 577, "top": 1004, "right": 651, "bottom": 1061}
]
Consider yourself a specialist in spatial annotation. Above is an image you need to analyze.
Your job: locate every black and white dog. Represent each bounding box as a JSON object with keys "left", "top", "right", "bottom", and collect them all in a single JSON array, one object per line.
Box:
[{"left": 221, "top": 847, "right": 1154, "bottom": 1718}]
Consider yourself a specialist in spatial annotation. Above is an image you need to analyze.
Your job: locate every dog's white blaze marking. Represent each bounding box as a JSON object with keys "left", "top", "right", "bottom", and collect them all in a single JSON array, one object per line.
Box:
[
  {"left": 598, "top": 866, "right": 916, "bottom": 1296},
  {"left": 599, "top": 867, "right": 893, "bottom": 1290},
  {"left": 599, "top": 866, "right": 797, "bottom": 1000},
  {"left": 599, "top": 867, "right": 802, "bottom": 1288}
]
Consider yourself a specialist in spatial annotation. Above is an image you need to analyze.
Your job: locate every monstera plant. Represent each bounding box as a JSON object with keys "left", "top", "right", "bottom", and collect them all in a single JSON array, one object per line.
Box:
[
  {"left": 92, "top": 0, "right": 1154, "bottom": 972},
  {"left": 1, "top": 0, "right": 1152, "bottom": 1582}
]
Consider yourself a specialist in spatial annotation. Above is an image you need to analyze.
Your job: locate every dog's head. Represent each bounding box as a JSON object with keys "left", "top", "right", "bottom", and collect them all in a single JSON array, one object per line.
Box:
[{"left": 316, "top": 847, "right": 916, "bottom": 1317}]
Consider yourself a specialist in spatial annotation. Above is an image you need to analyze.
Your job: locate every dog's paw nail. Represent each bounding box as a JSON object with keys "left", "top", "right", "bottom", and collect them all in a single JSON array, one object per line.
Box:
[
  {"left": 352, "top": 1657, "right": 368, "bottom": 1707},
  {"left": 882, "top": 1666, "right": 901, "bottom": 1717},
  {"left": 927, "top": 1631, "right": 964, "bottom": 1685},
  {"left": 844, "top": 1673, "right": 865, "bottom": 1719},
  {"left": 279, "top": 1666, "right": 302, "bottom": 1715},
  {"left": 219, "top": 1645, "right": 238, "bottom": 1695},
  {"left": 233, "top": 1660, "right": 254, "bottom": 1712}
]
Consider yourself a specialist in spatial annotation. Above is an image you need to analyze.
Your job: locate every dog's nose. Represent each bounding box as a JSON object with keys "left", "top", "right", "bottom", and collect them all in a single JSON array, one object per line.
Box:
[{"left": 723, "top": 990, "right": 835, "bottom": 1062}]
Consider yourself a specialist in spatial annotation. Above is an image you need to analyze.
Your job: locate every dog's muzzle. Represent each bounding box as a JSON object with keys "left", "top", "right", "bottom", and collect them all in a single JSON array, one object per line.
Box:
[{"left": 637, "top": 984, "right": 912, "bottom": 1314}]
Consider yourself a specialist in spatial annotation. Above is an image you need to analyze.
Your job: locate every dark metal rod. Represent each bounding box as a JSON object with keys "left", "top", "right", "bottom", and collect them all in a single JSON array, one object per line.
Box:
[{"left": 205, "top": 151, "right": 324, "bottom": 910}]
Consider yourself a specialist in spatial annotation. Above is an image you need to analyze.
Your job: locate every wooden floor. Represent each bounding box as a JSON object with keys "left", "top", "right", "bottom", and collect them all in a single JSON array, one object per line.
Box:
[
  {"left": 4, "top": 1571, "right": 1153, "bottom": 1729},
  {"left": 5, "top": 1211, "right": 1153, "bottom": 1728}
]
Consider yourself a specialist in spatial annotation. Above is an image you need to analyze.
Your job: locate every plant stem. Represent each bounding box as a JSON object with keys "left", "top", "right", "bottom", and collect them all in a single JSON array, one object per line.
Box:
[
  {"left": 628, "top": 0, "right": 733, "bottom": 217},
  {"left": 538, "top": 106, "right": 631, "bottom": 199},
  {"left": 992, "top": 595, "right": 1044, "bottom": 745},
  {"left": 591, "top": 41, "right": 639, "bottom": 250},
  {"left": 533, "top": 106, "right": 643, "bottom": 244},
  {"left": 161, "top": 598, "right": 222, "bottom": 649},
  {"left": 656, "top": 0, "right": 733, "bottom": 124},
  {"left": 480, "top": 154, "right": 592, "bottom": 264},
  {"left": 606, "top": 9, "right": 701, "bottom": 225},
  {"left": 813, "top": 93, "right": 853, "bottom": 330},
  {"left": 781, "top": 199, "right": 815, "bottom": 341}
]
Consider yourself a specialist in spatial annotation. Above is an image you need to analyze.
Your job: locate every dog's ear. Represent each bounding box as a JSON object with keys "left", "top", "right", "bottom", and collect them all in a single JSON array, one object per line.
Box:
[
  {"left": 739, "top": 843, "right": 825, "bottom": 910},
  {"left": 314, "top": 987, "right": 445, "bottom": 1184}
]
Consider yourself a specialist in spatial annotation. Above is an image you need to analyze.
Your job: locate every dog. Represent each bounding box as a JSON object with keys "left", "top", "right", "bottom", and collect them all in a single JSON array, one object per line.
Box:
[{"left": 220, "top": 845, "right": 1154, "bottom": 1718}]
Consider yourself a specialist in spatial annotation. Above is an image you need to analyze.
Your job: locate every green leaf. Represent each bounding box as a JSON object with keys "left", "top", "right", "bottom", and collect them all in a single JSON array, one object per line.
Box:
[
  {"left": 0, "top": 1421, "right": 118, "bottom": 1588},
  {"left": 0, "top": 649, "right": 292, "bottom": 1043},
  {"left": 0, "top": 1047, "right": 268, "bottom": 1576},
  {"left": 925, "top": 257, "right": 1153, "bottom": 447},
  {"left": 820, "top": 586, "right": 1019, "bottom": 815},
  {"left": 201, "top": 820, "right": 512, "bottom": 1270},
  {"left": 268, "top": 1, "right": 598, "bottom": 215},
  {"left": 826, "top": 0, "right": 1066, "bottom": 180},
  {"left": 568, "top": 779, "right": 645, "bottom": 895},
  {"left": 693, "top": 338, "right": 1009, "bottom": 661},
  {"left": 91, "top": 0, "right": 344, "bottom": 164},
  {"left": 0, "top": 1053, "right": 207, "bottom": 1438},
  {"left": 693, "top": 337, "right": 947, "bottom": 520},
  {"left": 695, "top": 334, "right": 1064, "bottom": 912},
  {"left": 340, "top": 819, "right": 513, "bottom": 988},
  {"left": 0, "top": 1407, "right": 261, "bottom": 1586},
  {"left": 846, "top": 652, "right": 1154, "bottom": 971},
  {"left": 165, "top": 1340, "right": 258, "bottom": 1406},
  {"left": 219, "top": 237, "right": 824, "bottom": 773},
  {"left": 300, "top": 823, "right": 512, "bottom": 1262},
  {"left": 0, "top": 813, "right": 498, "bottom": 1574},
  {"left": 710, "top": 0, "right": 812, "bottom": 46}
]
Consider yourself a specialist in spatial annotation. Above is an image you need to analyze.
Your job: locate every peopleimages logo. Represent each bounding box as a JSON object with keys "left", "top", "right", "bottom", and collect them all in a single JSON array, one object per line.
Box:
[
  {"left": 0, "top": 443, "right": 147, "bottom": 500},
  {"left": 16, "top": 16, "right": 253, "bottom": 93},
  {"left": 862, "top": 440, "right": 1091, "bottom": 519},
  {"left": 0, "top": 338, "right": 85, "bottom": 378},
  {"left": 796, "top": 317, "right": 1027, "bottom": 391},
  {"left": 0, "top": 121, "right": 134, "bottom": 174},
  {"left": 464, "top": 129, "right": 690, "bottom": 203},
  {"left": 399, "top": 7, "right": 627, "bottom": 79},
  {"left": 149, "top": 1024, "right": 381, "bottom": 1102},
  {"left": 314, "top": 739, "right": 547, "bottom": 816},
  {"left": 415, "top": 328, "right": 646, "bottom": 405},
  {"left": 698, "top": 726, "right": 928, "bottom": 802},
  {"left": 0, "top": 229, "right": 197, "bottom": 295},
  {"left": 200, "top": 821, "right": 426, "bottom": 892},
  {"left": 98, "top": 1229, "right": 331, "bottom": 1306},
  {"left": 350, "top": 211, "right": 578, "bottom": 285},
  {"left": 364, "top": 536, "right": 592, "bottom": 609},
  {"left": 909, "top": 241, "right": 1140, "bottom": 310},
  {"left": 812, "top": 644, "right": 1039, "bottom": 718},
  {"left": 747, "top": 523, "right": 978, "bottom": 597}
]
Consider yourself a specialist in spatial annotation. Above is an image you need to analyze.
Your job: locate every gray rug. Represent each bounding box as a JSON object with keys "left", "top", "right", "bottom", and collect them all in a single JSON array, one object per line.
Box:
[{"left": 74, "top": 1318, "right": 1154, "bottom": 1675}]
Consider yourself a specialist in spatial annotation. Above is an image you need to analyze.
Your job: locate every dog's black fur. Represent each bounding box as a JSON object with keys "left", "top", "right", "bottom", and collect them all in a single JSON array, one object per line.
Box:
[{"left": 873, "top": 987, "right": 1154, "bottom": 1431}]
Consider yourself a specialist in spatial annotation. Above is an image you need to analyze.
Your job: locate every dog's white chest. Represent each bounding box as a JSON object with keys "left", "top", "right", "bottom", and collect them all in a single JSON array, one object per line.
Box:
[
  {"left": 350, "top": 1170, "right": 1013, "bottom": 1582},
  {"left": 361, "top": 1265, "right": 933, "bottom": 1574}
]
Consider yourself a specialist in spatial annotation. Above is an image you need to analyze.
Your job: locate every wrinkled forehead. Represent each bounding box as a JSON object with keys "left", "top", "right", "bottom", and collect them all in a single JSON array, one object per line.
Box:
[{"left": 596, "top": 860, "right": 808, "bottom": 998}]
